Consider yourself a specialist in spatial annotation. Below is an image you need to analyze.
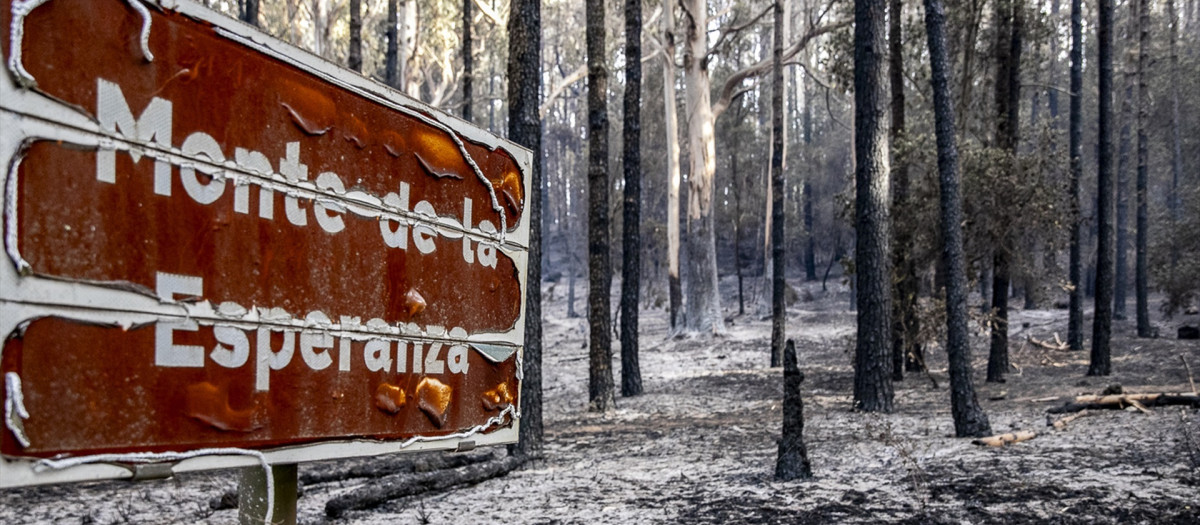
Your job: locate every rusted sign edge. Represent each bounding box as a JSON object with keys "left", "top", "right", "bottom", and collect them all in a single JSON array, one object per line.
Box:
[{"left": 0, "top": 0, "right": 529, "bottom": 487}]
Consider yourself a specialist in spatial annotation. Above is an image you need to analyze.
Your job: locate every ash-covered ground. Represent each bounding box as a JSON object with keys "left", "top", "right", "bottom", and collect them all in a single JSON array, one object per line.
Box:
[{"left": 3, "top": 278, "right": 1198, "bottom": 524}]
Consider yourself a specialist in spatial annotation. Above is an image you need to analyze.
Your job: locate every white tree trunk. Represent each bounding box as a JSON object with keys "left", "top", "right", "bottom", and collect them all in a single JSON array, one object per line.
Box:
[{"left": 682, "top": 0, "right": 724, "bottom": 333}]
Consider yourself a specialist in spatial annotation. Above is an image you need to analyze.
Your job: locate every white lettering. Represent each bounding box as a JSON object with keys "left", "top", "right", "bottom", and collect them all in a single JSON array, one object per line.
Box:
[
  {"left": 211, "top": 325, "right": 250, "bottom": 368},
  {"left": 279, "top": 142, "right": 309, "bottom": 226},
  {"left": 155, "top": 319, "right": 204, "bottom": 367},
  {"left": 255, "top": 328, "right": 295, "bottom": 392},
  {"left": 96, "top": 79, "right": 172, "bottom": 193},
  {"left": 300, "top": 331, "right": 334, "bottom": 370},
  {"left": 180, "top": 132, "right": 227, "bottom": 204},
  {"left": 314, "top": 172, "right": 346, "bottom": 233},
  {"left": 364, "top": 339, "right": 392, "bottom": 372}
]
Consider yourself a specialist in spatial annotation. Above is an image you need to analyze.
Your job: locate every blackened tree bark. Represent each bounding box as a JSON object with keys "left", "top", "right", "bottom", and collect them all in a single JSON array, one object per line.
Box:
[
  {"left": 803, "top": 83, "right": 817, "bottom": 282},
  {"left": 241, "top": 0, "right": 259, "bottom": 27},
  {"left": 889, "top": 0, "right": 921, "bottom": 380},
  {"left": 386, "top": 0, "right": 399, "bottom": 89},
  {"left": 1115, "top": 0, "right": 1135, "bottom": 320},
  {"left": 620, "top": 0, "right": 643, "bottom": 397},
  {"left": 775, "top": 340, "right": 813, "bottom": 480},
  {"left": 1135, "top": 0, "right": 1151, "bottom": 337},
  {"left": 1068, "top": 0, "right": 1085, "bottom": 350},
  {"left": 987, "top": 0, "right": 1021, "bottom": 384},
  {"left": 462, "top": 0, "right": 472, "bottom": 121},
  {"left": 348, "top": 0, "right": 362, "bottom": 72},
  {"left": 770, "top": 0, "right": 787, "bottom": 368},
  {"left": 1090, "top": 0, "right": 1115, "bottom": 376},
  {"left": 853, "top": 0, "right": 894, "bottom": 413},
  {"left": 1167, "top": 0, "right": 1182, "bottom": 264},
  {"left": 507, "top": 0, "right": 543, "bottom": 457},
  {"left": 924, "top": 0, "right": 992, "bottom": 437},
  {"left": 586, "top": 0, "right": 615, "bottom": 412}
]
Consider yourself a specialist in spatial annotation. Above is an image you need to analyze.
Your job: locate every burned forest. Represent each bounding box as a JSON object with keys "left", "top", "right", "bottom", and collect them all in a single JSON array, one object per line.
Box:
[{"left": 1, "top": 0, "right": 1199, "bottom": 523}]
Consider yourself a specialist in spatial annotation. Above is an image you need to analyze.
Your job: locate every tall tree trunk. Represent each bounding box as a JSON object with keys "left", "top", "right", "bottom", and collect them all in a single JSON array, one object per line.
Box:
[
  {"left": 462, "top": 0, "right": 472, "bottom": 121},
  {"left": 348, "top": 0, "right": 362, "bottom": 72},
  {"left": 853, "top": 0, "right": 894, "bottom": 413},
  {"left": 399, "top": 0, "right": 419, "bottom": 97},
  {"left": 586, "top": 0, "right": 615, "bottom": 412},
  {"left": 620, "top": 0, "right": 643, "bottom": 397},
  {"left": 241, "top": 0, "right": 259, "bottom": 26},
  {"left": 681, "top": 0, "right": 725, "bottom": 334},
  {"left": 1115, "top": 0, "right": 1135, "bottom": 321},
  {"left": 1089, "top": 0, "right": 1116, "bottom": 376},
  {"left": 507, "top": 0, "right": 543, "bottom": 458},
  {"left": 987, "top": 0, "right": 1021, "bottom": 384},
  {"left": 924, "top": 0, "right": 992, "bottom": 437},
  {"left": 663, "top": 0, "right": 683, "bottom": 331},
  {"left": 889, "top": 0, "right": 921, "bottom": 379},
  {"left": 803, "top": 91, "right": 817, "bottom": 282},
  {"left": 1067, "top": 0, "right": 1084, "bottom": 350},
  {"left": 1135, "top": 0, "right": 1151, "bottom": 337},
  {"left": 770, "top": 0, "right": 787, "bottom": 368},
  {"left": 734, "top": 149, "right": 745, "bottom": 316},
  {"left": 386, "top": 0, "right": 399, "bottom": 89},
  {"left": 1167, "top": 0, "right": 1182, "bottom": 266}
]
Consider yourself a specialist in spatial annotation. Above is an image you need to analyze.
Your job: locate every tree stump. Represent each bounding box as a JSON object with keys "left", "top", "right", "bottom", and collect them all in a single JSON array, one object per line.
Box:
[{"left": 775, "top": 339, "right": 813, "bottom": 480}]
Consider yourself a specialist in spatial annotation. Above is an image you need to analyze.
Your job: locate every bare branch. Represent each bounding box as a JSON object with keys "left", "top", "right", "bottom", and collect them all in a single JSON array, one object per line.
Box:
[
  {"left": 472, "top": 0, "right": 505, "bottom": 26},
  {"left": 712, "top": 18, "right": 851, "bottom": 118},
  {"left": 708, "top": 4, "right": 774, "bottom": 57}
]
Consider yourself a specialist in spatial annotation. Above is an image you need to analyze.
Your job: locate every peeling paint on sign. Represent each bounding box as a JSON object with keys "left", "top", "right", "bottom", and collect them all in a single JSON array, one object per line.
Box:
[{"left": 0, "top": 0, "right": 529, "bottom": 488}]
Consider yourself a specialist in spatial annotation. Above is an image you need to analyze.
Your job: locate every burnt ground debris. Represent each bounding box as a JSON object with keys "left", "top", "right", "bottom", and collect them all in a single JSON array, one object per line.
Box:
[{"left": 1, "top": 278, "right": 1198, "bottom": 524}]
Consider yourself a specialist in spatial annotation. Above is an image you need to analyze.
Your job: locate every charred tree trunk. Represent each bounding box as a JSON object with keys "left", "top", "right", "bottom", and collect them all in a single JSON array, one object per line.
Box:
[
  {"left": 889, "top": 0, "right": 921, "bottom": 380},
  {"left": 988, "top": 0, "right": 1021, "bottom": 384},
  {"left": 924, "top": 0, "right": 992, "bottom": 437},
  {"left": 1115, "top": 0, "right": 1135, "bottom": 321},
  {"left": 770, "top": 0, "right": 787, "bottom": 368},
  {"left": 620, "top": 0, "right": 643, "bottom": 397},
  {"left": 348, "top": 0, "right": 362, "bottom": 72},
  {"left": 1135, "top": 0, "right": 1151, "bottom": 337},
  {"left": 507, "top": 0, "right": 543, "bottom": 457},
  {"left": 803, "top": 88, "right": 817, "bottom": 282},
  {"left": 386, "top": 0, "right": 399, "bottom": 89},
  {"left": 889, "top": 0, "right": 906, "bottom": 381},
  {"left": 241, "top": 0, "right": 259, "bottom": 27},
  {"left": 1167, "top": 0, "right": 1182, "bottom": 265},
  {"left": 462, "top": 0, "right": 472, "bottom": 121},
  {"left": 1090, "top": 0, "right": 1116, "bottom": 376},
  {"left": 663, "top": 0, "right": 683, "bottom": 331},
  {"left": 734, "top": 149, "right": 746, "bottom": 316},
  {"left": 586, "top": 0, "right": 615, "bottom": 412},
  {"left": 1068, "top": 0, "right": 1085, "bottom": 351},
  {"left": 853, "top": 0, "right": 894, "bottom": 413},
  {"left": 775, "top": 340, "right": 813, "bottom": 480}
]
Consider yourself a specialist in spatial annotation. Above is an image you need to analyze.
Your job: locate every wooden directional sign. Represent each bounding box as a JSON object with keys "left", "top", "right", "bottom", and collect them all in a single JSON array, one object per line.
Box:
[{"left": 0, "top": 0, "right": 529, "bottom": 487}]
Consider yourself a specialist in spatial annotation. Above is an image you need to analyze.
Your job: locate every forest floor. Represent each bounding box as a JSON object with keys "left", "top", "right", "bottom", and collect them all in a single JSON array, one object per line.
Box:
[{"left": 2, "top": 278, "right": 1199, "bottom": 524}]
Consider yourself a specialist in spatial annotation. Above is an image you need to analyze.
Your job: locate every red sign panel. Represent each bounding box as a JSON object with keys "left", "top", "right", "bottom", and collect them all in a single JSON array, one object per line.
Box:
[{"left": 0, "top": 0, "right": 529, "bottom": 486}]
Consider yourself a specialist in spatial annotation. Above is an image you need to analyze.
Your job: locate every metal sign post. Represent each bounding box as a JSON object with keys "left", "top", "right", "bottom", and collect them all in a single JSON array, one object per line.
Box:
[{"left": 0, "top": 0, "right": 529, "bottom": 499}]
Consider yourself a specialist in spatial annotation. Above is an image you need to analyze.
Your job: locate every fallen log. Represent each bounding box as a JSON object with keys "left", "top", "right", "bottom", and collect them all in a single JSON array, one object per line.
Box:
[
  {"left": 300, "top": 449, "right": 496, "bottom": 485},
  {"left": 325, "top": 454, "right": 527, "bottom": 518},
  {"left": 972, "top": 431, "right": 1037, "bottom": 447},
  {"left": 1046, "top": 393, "right": 1200, "bottom": 414},
  {"left": 1028, "top": 335, "right": 1068, "bottom": 351},
  {"left": 1048, "top": 410, "right": 1091, "bottom": 430}
]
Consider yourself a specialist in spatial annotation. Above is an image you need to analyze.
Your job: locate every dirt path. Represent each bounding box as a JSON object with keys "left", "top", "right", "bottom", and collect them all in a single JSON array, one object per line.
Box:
[{"left": 2, "top": 280, "right": 1198, "bottom": 524}]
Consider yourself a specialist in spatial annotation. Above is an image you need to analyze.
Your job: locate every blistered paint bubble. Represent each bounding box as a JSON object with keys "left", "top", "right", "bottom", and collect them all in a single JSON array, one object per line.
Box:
[
  {"left": 184, "top": 382, "right": 261, "bottom": 432},
  {"left": 373, "top": 383, "right": 406, "bottom": 414},
  {"left": 415, "top": 377, "right": 452, "bottom": 428},
  {"left": 481, "top": 382, "right": 513, "bottom": 411}
]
